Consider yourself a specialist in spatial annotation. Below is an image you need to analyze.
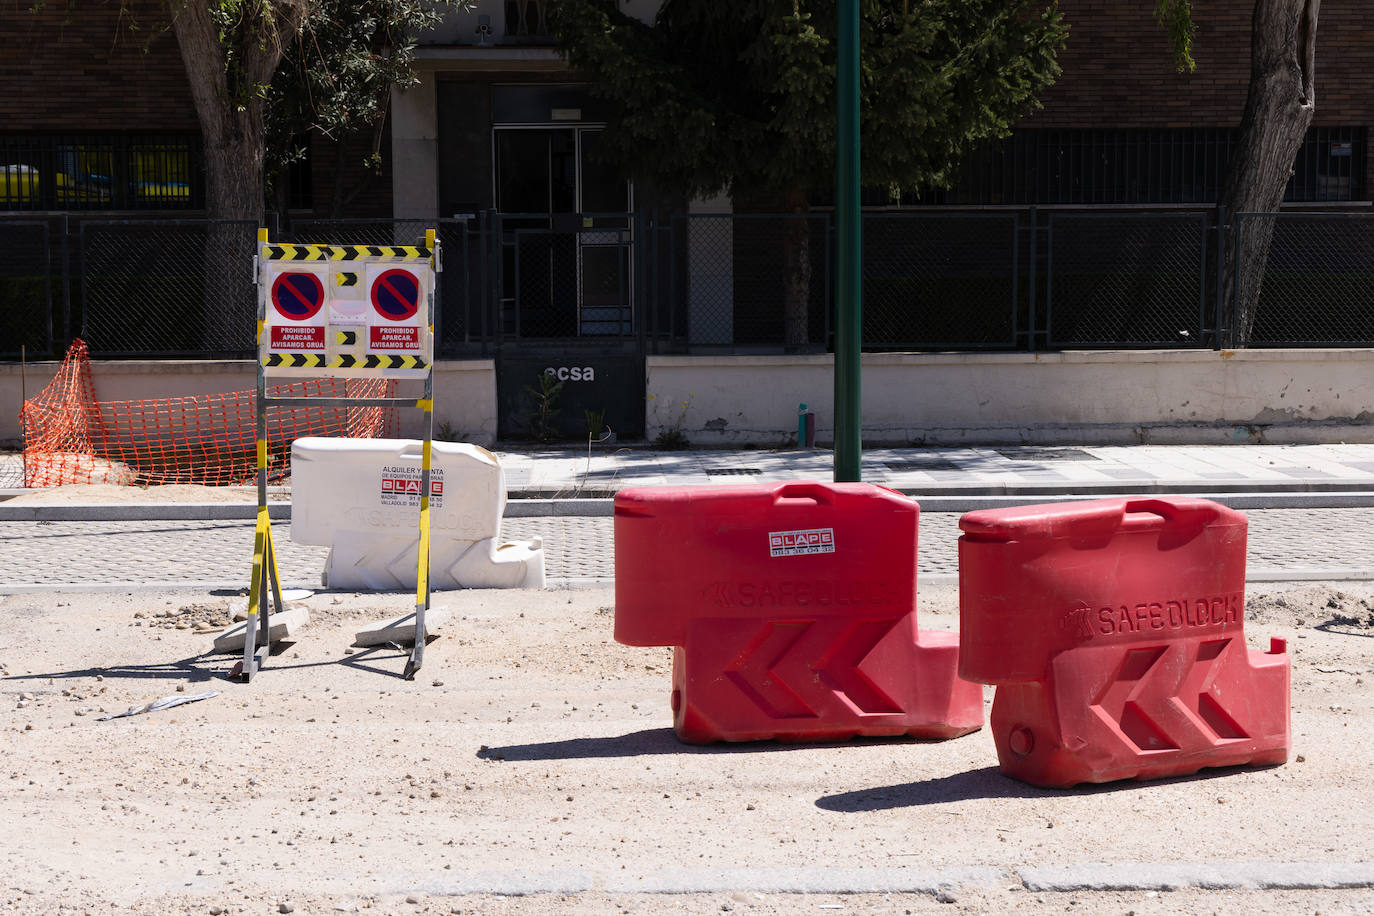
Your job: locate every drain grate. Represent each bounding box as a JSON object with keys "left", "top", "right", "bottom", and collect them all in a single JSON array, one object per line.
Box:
[
  {"left": 884, "top": 458, "right": 962, "bottom": 472},
  {"left": 704, "top": 467, "right": 763, "bottom": 476},
  {"left": 994, "top": 448, "right": 1099, "bottom": 461}
]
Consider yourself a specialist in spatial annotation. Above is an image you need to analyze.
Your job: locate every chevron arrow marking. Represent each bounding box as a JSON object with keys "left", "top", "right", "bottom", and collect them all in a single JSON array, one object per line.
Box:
[
  {"left": 262, "top": 352, "right": 325, "bottom": 368},
  {"left": 1174, "top": 637, "right": 1250, "bottom": 740},
  {"left": 725, "top": 621, "right": 816, "bottom": 719},
  {"left": 326, "top": 354, "right": 428, "bottom": 371},
  {"left": 724, "top": 617, "right": 906, "bottom": 719},
  {"left": 813, "top": 619, "right": 903, "bottom": 715},
  {"left": 262, "top": 244, "right": 433, "bottom": 262},
  {"left": 1090, "top": 639, "right": 1250, "bottom": 753}
]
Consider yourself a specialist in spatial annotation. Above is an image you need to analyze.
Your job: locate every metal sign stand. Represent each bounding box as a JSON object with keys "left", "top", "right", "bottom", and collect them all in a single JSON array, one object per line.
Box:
[{"left": 238, "top": 228, "right": 440, "bottom": 681}]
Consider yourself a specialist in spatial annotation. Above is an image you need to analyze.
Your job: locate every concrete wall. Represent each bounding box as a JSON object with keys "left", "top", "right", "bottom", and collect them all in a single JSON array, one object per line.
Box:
[
  {"left": 5, "top": 350, "right": 1373, "bottom": 450},
  {"left": 645, "top": 350, "right": 1374, "bottom": 446},
  {"left": 391, "top": 72, "right": 441, "bottom": 222},
  {"left": 0, "top": 359, "right": 498, "bottom": 449}
]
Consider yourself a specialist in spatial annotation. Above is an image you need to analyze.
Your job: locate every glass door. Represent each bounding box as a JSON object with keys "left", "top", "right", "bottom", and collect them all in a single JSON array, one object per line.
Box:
[
  {"left": 575, "top": 128, "right": 633, "bottom": 335},
  {"left": 494, "top": 127, "right": 632, "bottom": 338}
]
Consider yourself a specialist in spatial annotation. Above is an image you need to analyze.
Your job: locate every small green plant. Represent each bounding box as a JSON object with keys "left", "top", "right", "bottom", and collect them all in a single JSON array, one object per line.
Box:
[
  {"left": 435, "top": 420, "right": 463, "bottom": 443},
  {"left": 522, "top": 371, "right": 564, "bottom": 442},
  {"left": 584, "top": 407, "right": 607, "bottom": 443},
  {"left": 649, "top": 392, "right": 693, "bottom": 450},
  {"left": 654, "top": 428, "right": 690, "bottom": 449},
  {"left": 570, "top": 407, "right": 615, "bottom": 496}
]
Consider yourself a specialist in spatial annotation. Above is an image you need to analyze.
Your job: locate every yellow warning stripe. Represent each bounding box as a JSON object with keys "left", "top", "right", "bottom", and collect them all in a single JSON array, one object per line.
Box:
[
  {"left": 262, "top": 352, "right": 429, "bottom": 370},
  {"left": 329, "top": 354, "right": 429, "bottom": 370},
  {"left": 247, "top": 506, "right": 268, "bottom": 620},
  {"left": 261, "top": 353, "right": 328, "bottom": 368},
  {"left": 416, "top": 437, "right": 433, "bottom": 606},
  {"left": 262, "top": 244, "right": 433, "bottom": 261}
]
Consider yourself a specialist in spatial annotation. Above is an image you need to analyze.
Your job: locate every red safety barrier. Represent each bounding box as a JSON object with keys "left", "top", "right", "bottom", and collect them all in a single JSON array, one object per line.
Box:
[
  {"left": 958, "top": 497, "right": 1290, "bottom": 787},
  {"left": 615, "top": 482, "right": 983, "bottom": 744}
]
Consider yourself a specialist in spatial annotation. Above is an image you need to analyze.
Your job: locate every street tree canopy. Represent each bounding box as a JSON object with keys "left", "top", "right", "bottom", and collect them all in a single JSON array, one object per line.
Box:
[
  {"left": 549, "top": 0, "right": 1068, "bottom": 206},
  {"left": 266, "top": 0, "right": 461, "bottom": 217},
  {"left": 167, "top": 0, "right": 464, "bottom": 221}
]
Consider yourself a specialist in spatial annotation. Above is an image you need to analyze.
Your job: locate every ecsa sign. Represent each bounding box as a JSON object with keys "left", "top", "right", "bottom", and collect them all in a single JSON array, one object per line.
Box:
[{"left": 544, "top": 366, "right": 596, "bottom": 382}]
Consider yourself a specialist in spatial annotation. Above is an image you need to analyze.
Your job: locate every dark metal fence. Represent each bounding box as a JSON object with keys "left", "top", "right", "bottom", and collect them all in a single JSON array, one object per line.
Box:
[
  {"left": 663, "top": 213, "right": 831, "bottom": 349},
  {"left": 4, "top": 208, "right": 1374, "bottom": 360},
  {"left": 0, "top": 219, "right": 55, "bottom": 357},
  {"left": 80, "top": 219, "right": 260, "bottom": 356},
  {"left": 863, "top": 212, "right": 1020, "bottom": 349},
  {"left": 1235, "top": 211, "right": 1374, "bottom": 347},
  {"left": 1045, "top": 211, "right": 1210, "bottom": 348}
]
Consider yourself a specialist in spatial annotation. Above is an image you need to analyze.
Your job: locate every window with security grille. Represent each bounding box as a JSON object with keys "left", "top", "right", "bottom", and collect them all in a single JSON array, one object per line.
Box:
[
  {"left": 813, "top": 127, "right": 1367, "bottom": 208},
  {"left": 504, "top": 0, "right": 550, "bottom": 40},
  {"left": 0, "top": 133, "right": 202, "bottom": 211}
]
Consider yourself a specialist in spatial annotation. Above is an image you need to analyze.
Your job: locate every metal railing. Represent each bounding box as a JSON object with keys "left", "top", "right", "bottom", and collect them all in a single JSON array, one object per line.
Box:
[{"left": 4, "top": 208, "right": 1374, "bottom": 360}]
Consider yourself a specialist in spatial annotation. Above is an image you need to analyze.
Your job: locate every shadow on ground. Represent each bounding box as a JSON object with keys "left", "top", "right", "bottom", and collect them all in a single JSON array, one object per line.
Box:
[{"left": 477, "top": 730, "right": 948, "bottom": 761}]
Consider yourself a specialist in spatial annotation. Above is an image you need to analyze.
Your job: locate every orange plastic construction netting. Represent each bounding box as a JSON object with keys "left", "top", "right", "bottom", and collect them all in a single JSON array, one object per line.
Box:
[{"left": 20, "top": 339, "right": 396, "bottom": 488}]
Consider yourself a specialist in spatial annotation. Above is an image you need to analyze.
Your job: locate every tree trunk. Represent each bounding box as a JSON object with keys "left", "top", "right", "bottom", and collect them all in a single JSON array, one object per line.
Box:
[
  {"left": 1221, "top": 0, "right": 1319, "bottom": 346},
  {"left": 171, "top": 0, "right": 309, "bottom": 222},
  {"left": 170, "top": 1, "right": 308, "bottom": 352},
  {"left": 782, "top": 185, "right": 812, "bottom": 349}
]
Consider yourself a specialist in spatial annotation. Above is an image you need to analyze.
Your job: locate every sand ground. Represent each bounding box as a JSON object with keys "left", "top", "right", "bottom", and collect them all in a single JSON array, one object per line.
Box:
[{"left": 1, "top": 579, "right": 1372, "bottom": 914}]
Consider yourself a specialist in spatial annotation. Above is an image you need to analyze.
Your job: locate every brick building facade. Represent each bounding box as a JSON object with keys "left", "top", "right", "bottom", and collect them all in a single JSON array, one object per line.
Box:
[
  {"left": 1, "top": 1, "right": 1370, "bottom": 215},
  {"left": 0, "top": 0, "right": 389, "bottom": 217}
]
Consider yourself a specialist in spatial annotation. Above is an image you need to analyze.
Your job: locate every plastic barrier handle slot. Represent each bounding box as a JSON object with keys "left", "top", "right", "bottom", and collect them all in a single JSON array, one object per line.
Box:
[
  {"left": 773, "top": 483, "right": 833, "bottom": 507},
  {"left": 1121, "top": 498, "right": 1218, "bottom": 529}
]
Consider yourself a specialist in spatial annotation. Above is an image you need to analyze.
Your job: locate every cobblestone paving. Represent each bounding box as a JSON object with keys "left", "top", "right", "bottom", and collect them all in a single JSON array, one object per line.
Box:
[{"left": 1, "top": 509, "right": 1370, "bottom": 589}]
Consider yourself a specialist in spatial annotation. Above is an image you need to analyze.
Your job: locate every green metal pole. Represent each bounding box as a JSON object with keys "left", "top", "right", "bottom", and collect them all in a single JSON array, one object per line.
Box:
[{"left": 834, "top": 0, "right": 862, "bottom": 482}]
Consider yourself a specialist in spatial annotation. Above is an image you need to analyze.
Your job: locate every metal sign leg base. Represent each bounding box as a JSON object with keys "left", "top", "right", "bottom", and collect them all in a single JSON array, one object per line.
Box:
[
  {"left": 230, "top": 648, "right": 266, "bottom": 682},
  {"left": 402, "top": 630, "right": 426, "bottom": 680}
]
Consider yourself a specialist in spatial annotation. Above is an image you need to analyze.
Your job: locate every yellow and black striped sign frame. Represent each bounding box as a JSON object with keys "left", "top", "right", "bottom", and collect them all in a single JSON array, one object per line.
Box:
[
  {"left": 257, "top": 229, "right": 437, "bottom": 380},
  {"left": 262, "top": 244, "right": 433, "bottom": 262},
  {"left": 246, "top": 226, "right": 440, "bottom": 683},
  {"left": 260, "top": 353, "right": 429, "bottom": 371}
]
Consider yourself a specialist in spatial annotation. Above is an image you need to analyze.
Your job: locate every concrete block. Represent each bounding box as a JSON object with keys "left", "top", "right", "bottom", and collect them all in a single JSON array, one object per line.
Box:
[
  {"left": 353, "top": 606, "right": 451, "bottom": 647},
  {"left": 230, "top": 591, "right": 314, "bottom": 621},
  {"left": 212, "top": 606, "right": 310, "bottom": 653}
]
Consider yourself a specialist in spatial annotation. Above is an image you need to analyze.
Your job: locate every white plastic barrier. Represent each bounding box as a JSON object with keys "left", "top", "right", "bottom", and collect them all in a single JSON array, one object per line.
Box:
[{"left": 291, "top": 437, "right": 545, "bottom": 590}]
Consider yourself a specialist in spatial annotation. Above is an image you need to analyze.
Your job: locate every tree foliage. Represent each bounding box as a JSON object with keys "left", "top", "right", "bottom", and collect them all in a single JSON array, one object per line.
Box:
[
  {"left": 165, "top": 0, "right": 464, "bottom": 219},
  {"left": 548, "top": 0, "right": 1068, "bottom": 205},
  {"left": 1155, "top": 0, "right": 1197, "bottom": 73},
  {"left": 170, "top": 0, "right": 310, "bottom": 220},
  {"left": 265, "top": 0, "right": 463, "bottom": 213}
]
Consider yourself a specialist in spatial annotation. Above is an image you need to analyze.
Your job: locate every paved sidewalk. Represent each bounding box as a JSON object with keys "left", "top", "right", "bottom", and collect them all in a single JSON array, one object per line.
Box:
[
  {"left": 7, "top": 443, "right": 1374, "bottom": 521},
  {"left": 2, "top": 508, "right": 1371, "bottom": 592},
  {"left": 4, "top": 443, "right": 1374, "bottom": 590},
  {"left": 497, "top": 442, "right": 1374, "bottom": 503}
]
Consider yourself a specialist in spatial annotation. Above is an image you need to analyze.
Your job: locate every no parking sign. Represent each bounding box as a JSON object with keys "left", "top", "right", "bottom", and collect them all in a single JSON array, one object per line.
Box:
[
  {"left": 258, "top": 239, "right": 437, "bottom": 377},
  {"left": 368, "top": 266, "right": 423, "bottom": 352},
  {"left": 269, "top": 271, "right": 327, "bottom": 350}
]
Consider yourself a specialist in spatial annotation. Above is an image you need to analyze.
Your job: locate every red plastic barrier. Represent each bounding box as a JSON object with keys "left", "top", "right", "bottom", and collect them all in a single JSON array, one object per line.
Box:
[
  {"left": 615, "top": 482, "right": 983, "bottom": 743},
  {"left": 958, "top": 497, "right": 1290, "bottom": 787}
]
